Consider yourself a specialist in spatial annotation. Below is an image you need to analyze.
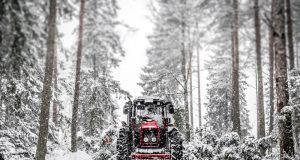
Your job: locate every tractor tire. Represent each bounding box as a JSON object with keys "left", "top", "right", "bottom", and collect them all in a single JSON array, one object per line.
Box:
[
  {"left": 170, "top": 129, "right": 184, "bottom": 160},
  {"left": 116, "top": 128, "right": 130, "bottom": 160}
]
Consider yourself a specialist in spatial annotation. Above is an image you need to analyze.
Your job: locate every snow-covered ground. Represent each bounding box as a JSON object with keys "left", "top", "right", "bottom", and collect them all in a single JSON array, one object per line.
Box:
[{"left": 47, "top": 150, "right": 92, "bottom": 160}]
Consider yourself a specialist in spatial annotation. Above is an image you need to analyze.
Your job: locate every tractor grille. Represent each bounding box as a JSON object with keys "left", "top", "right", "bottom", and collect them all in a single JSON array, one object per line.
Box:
[{"left": 141, "top": 128, "right": 159, "bottom": 146}]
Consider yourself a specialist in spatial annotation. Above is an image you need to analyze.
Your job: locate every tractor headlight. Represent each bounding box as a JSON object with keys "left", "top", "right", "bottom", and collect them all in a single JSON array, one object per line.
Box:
[
  {"left": 143, "top": 137, "right": 149, "bottom": 142},
  {"left": 151, "top": 137, "right": 157, "bottom": 142}
]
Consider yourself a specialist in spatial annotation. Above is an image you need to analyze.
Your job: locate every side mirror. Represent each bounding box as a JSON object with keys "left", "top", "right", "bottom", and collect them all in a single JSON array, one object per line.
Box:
[
  {"left": 123, "top": 102, "right": 130, "bottom": 114},
  {"left": 168, "top": 104, "right": 174, "bottom": 114},
  {"left": 123, "top": 106, "right": 128, "bottom": 114}
]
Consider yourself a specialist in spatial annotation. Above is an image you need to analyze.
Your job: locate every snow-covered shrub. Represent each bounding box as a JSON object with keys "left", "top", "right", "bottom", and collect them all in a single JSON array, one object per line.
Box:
[
  {"left": 197, "top": 131, "right": 217, "bottom": 159},
  {"left": 214, "top": 132, "right": 240, "bottom": 160},
  {"left": 184, "top": 129, "right": 217, "bottom": 159},
  {"left": 94, "top": 126, "right": 118, "bottom": 160},
  {"left": 0, "top": 129, "right": 36, "bottom": 160},
  {"left": 257, "top": 135, "right": 277, "bottom": 156},
  {"left": 183, "top": 132, "right": 283, "bottom": 160},
  {"left": 183, "top": 143, "right": 199, "bottom": 160},
  {"left": 240, "top": 136, "right": 260, "bottom": 160},
  {"left": 77, "top": 125, "right": 118, "bottom": 160}
]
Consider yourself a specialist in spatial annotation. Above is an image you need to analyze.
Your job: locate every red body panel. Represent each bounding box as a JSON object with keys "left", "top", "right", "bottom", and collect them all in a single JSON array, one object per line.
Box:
[
  {"left": 139, "top": 120, "right": 160, "bottom": 146},
  {"left": 131, "top": 153, "right": 171, "bottom": 159},
  {"left": 140, "top": 120, "right": 159, "bottom": 128}
]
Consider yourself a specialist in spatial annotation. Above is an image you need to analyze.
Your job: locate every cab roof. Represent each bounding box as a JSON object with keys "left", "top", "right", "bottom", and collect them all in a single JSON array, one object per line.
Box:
[
  {"left": 136, "top": 96, "right": 163, "bottom": 102},
  {"left": 134, "top": 96, "right": 166, "bottom": 105}
]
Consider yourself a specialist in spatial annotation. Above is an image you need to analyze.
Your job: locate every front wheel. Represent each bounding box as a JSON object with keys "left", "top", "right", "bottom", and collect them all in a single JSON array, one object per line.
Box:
[{"left": 116, "top": 128, "right": 130, "bottom": 160}]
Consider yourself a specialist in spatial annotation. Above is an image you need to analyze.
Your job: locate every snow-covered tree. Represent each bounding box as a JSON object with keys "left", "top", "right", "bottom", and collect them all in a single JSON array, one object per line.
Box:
[
  {"left": 0, "top": 1, "right": 48, "bottom": 159},
  {"left": 273, "top": 0, "right": 295, "bottom": 158},
  {"left": 138, "top": 0, "right": 209, "bottom": 139},
  {"left": 290, "top": 69, "right": 300, "bottom": 153},
  {"left": 204, "top": 51, "right": 251, "bottom": 138},
  {"left": 72, "top": 0, "right": 128, "bottom": 157},
  {"left": 36, "top": 0, "right": 57, "bottom": 159}
]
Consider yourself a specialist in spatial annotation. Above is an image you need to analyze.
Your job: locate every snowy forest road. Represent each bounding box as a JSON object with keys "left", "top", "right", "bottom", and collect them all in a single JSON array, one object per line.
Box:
[{"left": 0, "top": 0, "right": 300, "bottom": 159}]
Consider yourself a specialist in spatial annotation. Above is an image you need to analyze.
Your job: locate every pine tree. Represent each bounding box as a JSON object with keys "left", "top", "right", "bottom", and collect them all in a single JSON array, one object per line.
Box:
[
  {"left": 52, "top": 31, "right": 58, "bottom": 125},
  {"left": 273, "top": 0, "right": 295, "bottom": 158},
  {"left": 204, "top": 51, "right": 251, "bottom": 138},
  {"left": 71, "top": 0, "right": 85, "bottom": 152},
  {"left": 289, "top": 70, "right": 300, "bottom": 153},
  {"left": 138, "top": 0, "right": 208, "bottom": 140},
  {"left": 0, "top": 0, "right": 3, "bottom": 45},
  {"left": 189, "top": 49, "right": 193, "bottom": 131},
  {"left": 254, "top": 0, "right": 265, "bottom": 140},
  {"left": 138, "top": 0, "right": 189, "bottom": 138},
  {"left": 71, "top": 0, "right": 126, "bottom": 157},
  {"left": 268, "top": 0, "right": 275, "bottom": 135},
  {"left": 286, "top": 0, "right": 295, "bottom": 70},
  {"left": 196, "top": 34, "right": 202, "bottom": 129},
  {"left": 231, "top": 0, "right": 241, "bottom": 136},
  {"left": 0, "top": 0, "right": 50, "bottom": 159},
  {"left": 0, "top": 0, "right": 124, "bottom": 159},
  {"left": 292, "top": 0, "right": 300, "bottom": 152},
  {"left": 35, "top": 0, "right": 57, "bottom": 159}
]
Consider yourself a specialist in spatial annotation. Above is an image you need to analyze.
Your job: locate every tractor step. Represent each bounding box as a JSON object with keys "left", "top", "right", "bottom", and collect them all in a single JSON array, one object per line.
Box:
[{"left": 130, "top": 153, "right": 171, "bottom": 159}]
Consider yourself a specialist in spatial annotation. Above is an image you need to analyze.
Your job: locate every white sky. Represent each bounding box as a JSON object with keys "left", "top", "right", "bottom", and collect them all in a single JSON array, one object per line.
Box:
[
  {"left": 113, "top": 0, "right": 153, "bottom": 98},
  {"left": 112, "top": 0, "right": 154, "bottom": 122}
]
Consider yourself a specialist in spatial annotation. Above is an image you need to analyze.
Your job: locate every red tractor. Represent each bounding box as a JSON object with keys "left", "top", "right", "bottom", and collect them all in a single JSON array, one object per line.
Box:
[{"left": 116, "top": 96, "right": 183, "bottom": 160}]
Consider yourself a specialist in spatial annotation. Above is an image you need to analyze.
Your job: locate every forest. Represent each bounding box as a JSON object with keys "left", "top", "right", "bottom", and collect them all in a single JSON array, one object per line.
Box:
[{"left": 0, "top": 0, "right": 300, "bottom": 160}]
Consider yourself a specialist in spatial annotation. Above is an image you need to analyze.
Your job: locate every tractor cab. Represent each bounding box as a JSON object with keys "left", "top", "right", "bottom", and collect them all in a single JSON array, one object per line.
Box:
[
  {"left": 135, "top": 98, "right": 165, "bottom": 126},
  {"left": 124, "top": 96, "right": 174, "bottom": 126}
]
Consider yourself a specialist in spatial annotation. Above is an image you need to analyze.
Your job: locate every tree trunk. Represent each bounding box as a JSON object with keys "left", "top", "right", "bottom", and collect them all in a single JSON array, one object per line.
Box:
[
  {"left": 71, "top": 0, "right": 85, "bottom": 152},
  {"left": 0, "top": 0, "right": 3, "bottom": 125},
  {"left": 180, "top": 0, "right": 190, "bottom": 141},
  {"left": 269, "top": 0, "right": 275, "bottom": 135},
  {"left": 254, "top": 0, "right": 266, "bottom": 139},
  {"left": 273, "top": 0, "right": 295, "bottom": 158},
  {"left": 0, "top": 0, "right": 3, "bottom": 45},
  {"left": 231, "top": 0, "right": 241, "bottom": 136},
  {"left": 189, "top": 49, "right": 193, "bottom": 131},
  {"left": 286, "top": 0, "right": 294, "bottom": 70},
  {"left": 181, "top": 34, "right": 190, "bottom": 141},
  {"left": 182, "top": 52, "right": 190, "bottom": 141},
  {"left": 297, "top": 42, "right": 299, "bottom": 68},
  {"left": 0, "top": 94, "right": 3, "bottom": 129},
  {"left": 197, "top": 35, "right": 201, "bottom": 129},
  {"left": 35, "top": 0, "right": 57, "bottom": 159},
  {"left": 52, "top": 32, "right": 58, "bottom": 125}
]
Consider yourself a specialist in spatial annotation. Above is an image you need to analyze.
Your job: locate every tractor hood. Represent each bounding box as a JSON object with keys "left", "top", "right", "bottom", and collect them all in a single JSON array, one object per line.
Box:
[{"left": 140, "top": 120, "right": 159, "bottom": 129}]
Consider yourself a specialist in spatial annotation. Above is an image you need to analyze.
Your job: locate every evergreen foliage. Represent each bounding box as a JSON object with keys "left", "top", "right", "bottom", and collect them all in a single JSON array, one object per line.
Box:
[
  {"left": 0, "top": 1, "right": 48, "bottom": 159},
  {"left": 204, "top": 51, "right": 251, "bottom": 138}
]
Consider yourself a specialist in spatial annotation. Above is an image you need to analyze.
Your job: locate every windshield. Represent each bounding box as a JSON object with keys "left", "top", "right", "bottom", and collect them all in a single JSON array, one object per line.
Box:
[{"left": 136, "top": 104, "right": 163, "bottom": 125}]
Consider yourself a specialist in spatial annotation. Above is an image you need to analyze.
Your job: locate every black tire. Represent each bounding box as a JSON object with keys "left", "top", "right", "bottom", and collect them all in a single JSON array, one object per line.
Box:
[
  {"left": 170, "top": 129, "right": 184, "bottom": 160},
  {"left": 116, "top": 128, "right": 130, "bottom": 160}
]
